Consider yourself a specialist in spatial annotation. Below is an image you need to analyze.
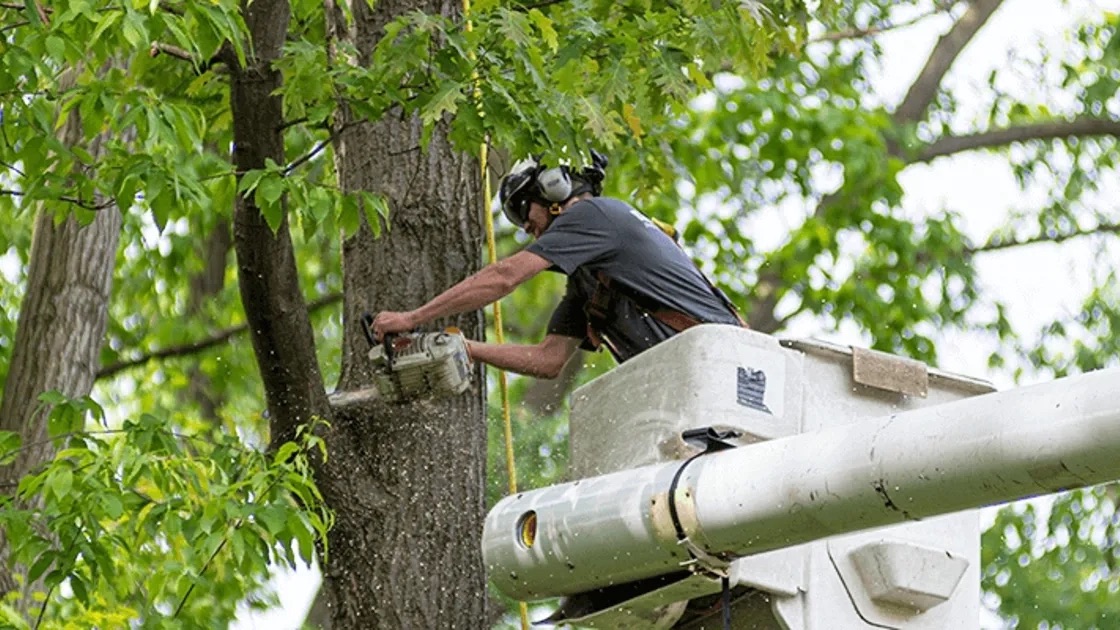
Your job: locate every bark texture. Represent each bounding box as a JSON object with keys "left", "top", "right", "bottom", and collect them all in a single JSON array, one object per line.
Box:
[
  {"left": 0, "top": 207, "right": 121, "bottom": 609},
  {"left": 320, "top": 0, "right": 489, "bottom": 625},
  {"left": 230, "top": 0, "right": 488, "bottom": 625},
  {"left": 0, "top": 103, "right": 121, "bottom": 609}
]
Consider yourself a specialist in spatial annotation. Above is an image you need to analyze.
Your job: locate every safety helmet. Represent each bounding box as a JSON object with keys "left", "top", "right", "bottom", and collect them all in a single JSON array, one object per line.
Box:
[
  {"left": 498, "top": 157, "right": 571, "bottom": 227},
  {"left": 497, "top": 152, "right": 609, "bottom": 227}
]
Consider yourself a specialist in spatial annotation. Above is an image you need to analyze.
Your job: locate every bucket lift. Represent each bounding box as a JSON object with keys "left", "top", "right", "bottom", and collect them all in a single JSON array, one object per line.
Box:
[{"left": 483, "top": 326, "right": 1120, "bottom": 628}]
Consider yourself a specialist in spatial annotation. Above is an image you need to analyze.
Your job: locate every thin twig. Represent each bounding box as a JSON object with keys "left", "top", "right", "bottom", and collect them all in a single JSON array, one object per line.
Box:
[
  {"left": 0, "top": 19, "right": 28, "bottom": 34},
  {"left": 96, "top": 292, "right": 343, "bottom": 380},
  {"left": 811, "top": 8, "right": 945, "bottom": 43},
  {"left": 972, "top": 222, "right": 1120, "bottom": 255},
  {"left": 149, "top": 41, "right": 195, "bottom": 62},
  {"left": 1, "top": 160, "right": 27, "bottom": 177}
]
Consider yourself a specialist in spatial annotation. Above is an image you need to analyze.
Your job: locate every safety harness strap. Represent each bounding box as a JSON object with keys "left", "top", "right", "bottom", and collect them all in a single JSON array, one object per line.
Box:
[{"left": 583, "top": 270, "right": 743, "bottom": 356}]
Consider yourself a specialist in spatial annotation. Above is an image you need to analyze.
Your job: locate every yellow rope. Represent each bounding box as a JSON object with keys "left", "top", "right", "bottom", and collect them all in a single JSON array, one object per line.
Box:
[
  {"left": 478, "top": 147, "right": 520, "bottom": 500},
  {"left": 481, "top": 128, "right": 531, "bottom": 630},
  {"left": 463, "top": 2, "right": 528, "bottom": 628}
]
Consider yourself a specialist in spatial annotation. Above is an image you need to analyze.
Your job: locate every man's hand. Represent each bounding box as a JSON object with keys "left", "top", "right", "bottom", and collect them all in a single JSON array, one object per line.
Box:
[{"left": 371, "top": 310, "right": 417, "bottom": 341}]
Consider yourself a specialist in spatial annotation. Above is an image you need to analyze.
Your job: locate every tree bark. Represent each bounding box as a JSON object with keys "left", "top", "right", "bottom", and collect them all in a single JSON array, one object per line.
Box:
[
  {"left": 893, "top": 0, "right": 1005, "bottom": 124},
  {"left": 0, "top": 207, "right": 120, "bottom": 611},
  {"left": 319, "top": 0, "right": 489, "bottom": 625},
  {"left": 186, "top": 219, "right": 232, "bottom": 422},
  {"left": 0, "top": 88, "right": 121, "bottom": 609},
  {"left": 229, "top": 0, "right": 331, "bottom": 447},
  {"left": 0, "top": 57, "right": 122, "bottom": 609},
  {"left": 916, "top": 117, "right": 1120, "bottom": 163}
]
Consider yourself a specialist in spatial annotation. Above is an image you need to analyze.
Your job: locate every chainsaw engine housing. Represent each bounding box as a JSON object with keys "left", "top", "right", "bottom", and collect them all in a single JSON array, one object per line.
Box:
[{"left": 368, "top": 332, "right": 473, "bottom": 403}]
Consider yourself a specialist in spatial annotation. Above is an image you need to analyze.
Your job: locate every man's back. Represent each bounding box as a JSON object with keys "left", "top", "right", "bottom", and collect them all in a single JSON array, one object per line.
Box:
[{"left": 529, "top": 197, "right": 741, "bottom": 361}]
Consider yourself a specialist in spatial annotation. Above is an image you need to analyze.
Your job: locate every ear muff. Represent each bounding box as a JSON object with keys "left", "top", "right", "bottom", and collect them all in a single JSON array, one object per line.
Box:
[{"left": 536, "top": 166, "right": 572, "bottom": 203}]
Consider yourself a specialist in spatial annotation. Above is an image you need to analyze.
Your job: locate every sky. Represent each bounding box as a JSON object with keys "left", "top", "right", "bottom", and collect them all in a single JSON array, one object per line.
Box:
[{"left": 232, "top": 1, "right": 1120, "bottom": 627}]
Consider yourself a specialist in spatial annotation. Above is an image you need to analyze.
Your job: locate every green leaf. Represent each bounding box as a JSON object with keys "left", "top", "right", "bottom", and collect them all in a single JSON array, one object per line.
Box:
[
  {"left": 360, "top": 191, "right": 388, "bottom": 238},
  {"left": 337, "top": 190, "right": 359, "bottom": 238},
  {"left": 45, "top": 35, "right": 66, "bottom": 60},
  {"left": 292, "top": 514, "right": 314, "bottom": 564},
  {"left": 70, "top": 574, "right": 89, "bottom": 604},
  {"left": 50, "top": 467, "right": 73, "bottom": 499},
  {"left": 255, "top": 175, "right": 286, "bottom": 233},
  {"left": 238, "top": 169, "right": 265, "bottom": 195},
  {"left": 27, "top": 552, "right": 54, "bottom": 584},
  {"left": 528, "top": 9, "right": 558, "bottom": 52},
  {"left": 258, "top": 174, "right": 285, "bottom": 206},
  {"left": 273, "top": 442, "right": 299, "bottom": 466},
  {"left": 103, "top": 494, "right": 124, "bottom": 519},
  {"left": 421, "top": 80, "right": 464, "bottom": 125},
  {"left": 0, "top": 432, "right": 21, "bottom": 466},
  {"left": 23, "top": 0, "right": 41, "bottom": 25},
  {"left": 121, "top": 11, "right": 145, "bottom": 48}
]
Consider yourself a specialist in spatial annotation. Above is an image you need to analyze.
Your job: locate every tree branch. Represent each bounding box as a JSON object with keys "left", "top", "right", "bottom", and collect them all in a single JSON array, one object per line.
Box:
[
  {"left": 96, "top": 292, "right": 342, "bottom": 380},
  {"left": 811, "top": 8, "right": 946, "bottom": 43},
  {"left": 283, "top": 121, "right": 364, "bottom": 176},
  {"left": 148, "top": 41, "right": 195, "bottom": 63},
  {"left": 894, "top": 0, "right": 1004, "bottom": 124},
  {"left": 1, "top": 188, "right": 116, "bottom": 211},
  {"left": 0, "top": 19, "right": 28, "bottom": 34},
  {"left": 915, "top": 117, "right": 1120, "bottom": 163},
  {"left": 970, "top": 221, "right": 1120, "bottom": 256}
]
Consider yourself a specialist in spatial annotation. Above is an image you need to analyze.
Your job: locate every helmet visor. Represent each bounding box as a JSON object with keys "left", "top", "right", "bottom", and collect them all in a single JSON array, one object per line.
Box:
[
  {"left": 502, "top": 195, "right": 531, "bottom": 228},
  {"left": 499, "top": 162, "right": 538, "bottom": 228}
]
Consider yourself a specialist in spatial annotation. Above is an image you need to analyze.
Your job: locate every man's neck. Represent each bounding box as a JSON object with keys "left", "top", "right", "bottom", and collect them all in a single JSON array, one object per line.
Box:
[{"left": 562, "top": 193, "right": 593, "bottom": 211}]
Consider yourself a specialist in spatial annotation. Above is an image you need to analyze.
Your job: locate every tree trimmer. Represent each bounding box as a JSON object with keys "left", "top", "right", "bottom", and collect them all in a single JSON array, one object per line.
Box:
[{"left": 358, "top": 313, "right": 474, "bottom": 404}]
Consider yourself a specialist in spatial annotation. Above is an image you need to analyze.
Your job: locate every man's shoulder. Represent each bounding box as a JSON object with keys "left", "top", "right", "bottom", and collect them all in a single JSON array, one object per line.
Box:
[
  {"left": 557, "top": 197, "right": 637, "bottom": 227},
  {"left": 569, "top": 196, "right": 635, "bottom": 214}
]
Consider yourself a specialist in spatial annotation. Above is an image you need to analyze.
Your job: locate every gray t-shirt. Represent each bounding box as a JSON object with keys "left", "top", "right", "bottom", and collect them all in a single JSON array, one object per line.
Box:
[{"left": 526, "top": 197, "right": 741, "bottom": 362}]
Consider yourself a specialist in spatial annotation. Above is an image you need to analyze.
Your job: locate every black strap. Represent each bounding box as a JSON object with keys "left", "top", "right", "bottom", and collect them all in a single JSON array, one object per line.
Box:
[
  {"left": 584, "top": 270, "right": 707, "bottom": 347},
  {"left": 721, "top": 575, "right": 732, "bottom": 629},
  {"left": 666, "top": 427, "right": 741, "bottom": 629},
  {"left": 666, "top": 450, "right": 705, "bottom": 542}
]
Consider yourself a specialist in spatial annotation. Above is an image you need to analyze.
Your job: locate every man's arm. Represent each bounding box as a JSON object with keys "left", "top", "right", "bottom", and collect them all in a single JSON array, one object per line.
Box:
[
  {"left": 467, "top": 334, "right": 582, "bottom": 379},
  {"left": 371, "top": 250, "right": 552, "bottom": 338}
]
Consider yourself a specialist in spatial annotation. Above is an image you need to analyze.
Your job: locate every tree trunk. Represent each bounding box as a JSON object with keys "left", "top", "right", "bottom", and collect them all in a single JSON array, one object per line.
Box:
[
  {"left": 318, "top": 0, "right": 489, "bottom": 625},
  {"left": 186, "top": 220, "right": 233, "bottom": 422},
  {"left": 0, "top": 207, "right": 121, "bottom": 611},
  {"left": 0, "top": 62, "right": 122, "bottom": 612}
]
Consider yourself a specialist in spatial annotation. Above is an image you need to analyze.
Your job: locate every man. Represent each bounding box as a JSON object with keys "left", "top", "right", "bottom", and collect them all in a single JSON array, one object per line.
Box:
[{"left": 370, "top": 153, "right": 745, "bottom": 377}]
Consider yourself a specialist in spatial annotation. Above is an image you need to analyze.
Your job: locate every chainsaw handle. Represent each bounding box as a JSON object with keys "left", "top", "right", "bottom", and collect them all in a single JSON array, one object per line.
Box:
[
  {"left": 361, "top": 312, "right": 377, "bottom": 348},
  {"left": 382, "top": 333, "right": 398, "bottom": 369},
  {"left": 362, "top": 311, "right": 401, "bottom": 369}
]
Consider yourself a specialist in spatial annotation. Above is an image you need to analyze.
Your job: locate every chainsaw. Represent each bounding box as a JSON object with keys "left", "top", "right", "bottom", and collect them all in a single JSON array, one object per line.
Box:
[{"left": 361, "top": 314, "right": 474, "bottom": 404}]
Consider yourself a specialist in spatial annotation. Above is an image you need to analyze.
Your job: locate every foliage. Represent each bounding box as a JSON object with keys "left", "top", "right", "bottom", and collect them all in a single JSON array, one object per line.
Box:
[
  {"left": 0, "top": 394, "right": 331, "bottom": 629},
  {"left": 0, "top": 0, "right": 820, "bottom": 238},
  {"left": 983, "top": 489, "right": 1120, "bottom": 629},
  {"left": 2, "top": 0, "right": 1119, "bottom": 627},
  {"left": 1, "top": 0, "right": 819, "bottom": 624}
]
